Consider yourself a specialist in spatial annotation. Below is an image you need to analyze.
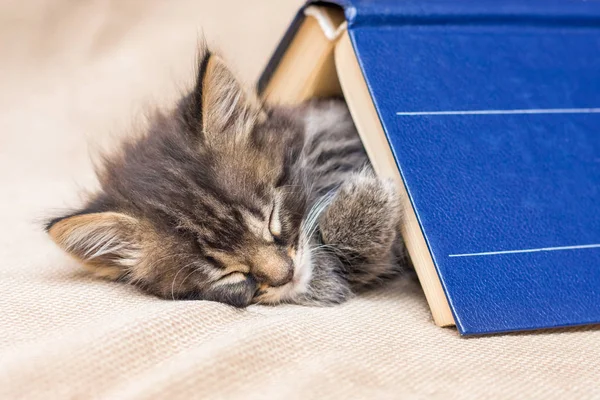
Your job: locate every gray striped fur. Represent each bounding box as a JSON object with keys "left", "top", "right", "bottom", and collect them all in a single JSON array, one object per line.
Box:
[{"left": 46, "top": 49, "right": 409, "bottom": 307}]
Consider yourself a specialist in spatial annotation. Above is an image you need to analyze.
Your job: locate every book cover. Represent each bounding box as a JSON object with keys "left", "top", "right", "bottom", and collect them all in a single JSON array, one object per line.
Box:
[{"left": 259, "top": 0, "right": 600, "bottom": 335}]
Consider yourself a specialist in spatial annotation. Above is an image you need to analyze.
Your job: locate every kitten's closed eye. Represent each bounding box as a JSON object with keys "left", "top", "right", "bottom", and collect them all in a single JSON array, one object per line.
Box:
[
  {"left": 216, "top": 272, "right": 249, "bottom": 285},
  {"left": 269, "top": 197, "right": 283, "bottom": 243}
]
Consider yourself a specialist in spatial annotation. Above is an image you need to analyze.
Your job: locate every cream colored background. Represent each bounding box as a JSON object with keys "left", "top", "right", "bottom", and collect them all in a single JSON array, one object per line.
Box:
[{"left": 1, "top": 1, "right": 599, "bottom": 398}]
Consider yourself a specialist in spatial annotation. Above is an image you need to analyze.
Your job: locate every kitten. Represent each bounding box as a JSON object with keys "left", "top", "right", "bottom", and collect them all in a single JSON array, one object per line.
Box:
[{"left": 46, "top": 49, "right": 409, "bottom": 307}]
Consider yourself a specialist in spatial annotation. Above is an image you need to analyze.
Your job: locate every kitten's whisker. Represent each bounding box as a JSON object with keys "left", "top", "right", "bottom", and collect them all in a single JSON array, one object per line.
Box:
[
  {"left": 170, "top": 261, "right": 197, "bottom": 300},
  {"left": 170, "top": 268, "right": 184, "bottom": 301},
  {"left": 301, "top": 191, "right": 336, "bottom": 245},
  {"left": 310, "top": 243, "right": 356, "bottom": 267},
  {"left": 177, "top": 267, "right": 200, "bottom": 296},
  {"left": 301, "top": 194, "right": 326, "bottom": 240}
]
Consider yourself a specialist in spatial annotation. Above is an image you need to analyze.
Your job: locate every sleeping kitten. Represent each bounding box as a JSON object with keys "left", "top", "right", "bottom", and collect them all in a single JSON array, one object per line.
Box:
[{"left": 46, "top": 49, "right": 409, "bottom": 307}]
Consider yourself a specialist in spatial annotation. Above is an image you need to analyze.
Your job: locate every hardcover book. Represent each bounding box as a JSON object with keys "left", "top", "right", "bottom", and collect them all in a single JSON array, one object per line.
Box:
[{"left": 258, "top": 0, "right": 600, "bottom": 335}]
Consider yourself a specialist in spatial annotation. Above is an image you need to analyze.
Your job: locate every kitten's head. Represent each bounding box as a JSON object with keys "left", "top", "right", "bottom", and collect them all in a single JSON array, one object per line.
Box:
[{"left": 46, "top": 50, "right": 310, "bottom": 307}]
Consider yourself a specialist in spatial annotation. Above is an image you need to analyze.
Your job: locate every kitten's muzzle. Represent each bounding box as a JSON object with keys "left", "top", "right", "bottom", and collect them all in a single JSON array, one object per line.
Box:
[
  {"left": 250, "top": 247, "right": 294, "bottom": 287},
  {"left": 258, "top": 266, "right": 293, "bottom": 287},
  {"left": 253, "top": 263, "right": 293, "bottom": 287}
]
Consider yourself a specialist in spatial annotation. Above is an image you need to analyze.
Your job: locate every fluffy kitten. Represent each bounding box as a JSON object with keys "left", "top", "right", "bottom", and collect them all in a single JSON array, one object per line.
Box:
[{"left": 46, "top": 49, "right": 409, "bottom": 307}]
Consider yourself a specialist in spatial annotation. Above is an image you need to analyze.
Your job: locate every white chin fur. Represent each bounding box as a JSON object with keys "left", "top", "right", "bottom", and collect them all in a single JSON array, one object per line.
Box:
[{"left": 254, "top": 241, "right": 313, "bottom": 304}]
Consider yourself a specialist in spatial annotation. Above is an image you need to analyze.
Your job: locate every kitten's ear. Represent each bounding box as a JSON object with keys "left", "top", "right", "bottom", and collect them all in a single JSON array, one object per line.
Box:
[
  {"left": 46, "top": 211, "right": 141, "bottom": 280},
  {"left": 193, "top": 51, "right": 265, "bottom": 141}
]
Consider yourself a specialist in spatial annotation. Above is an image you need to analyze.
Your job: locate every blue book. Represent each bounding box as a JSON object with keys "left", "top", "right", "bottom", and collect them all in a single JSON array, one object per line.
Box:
[{"left": 258, "top": 0, "right": 600, "bottom": 335}]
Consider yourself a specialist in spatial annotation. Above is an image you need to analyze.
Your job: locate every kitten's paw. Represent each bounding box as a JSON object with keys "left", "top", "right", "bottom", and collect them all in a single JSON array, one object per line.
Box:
[
  {"left": 318, "top": 171, "right": 406, "bottom": 288},
  {"left": 319, "top": 171, "right": 402, "bottom": 258}
]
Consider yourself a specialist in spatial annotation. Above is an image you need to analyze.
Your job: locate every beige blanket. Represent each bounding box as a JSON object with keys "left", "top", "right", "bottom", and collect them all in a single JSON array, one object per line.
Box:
[{"left": 1, "top": 1, "right": 599, "bottom": 398}]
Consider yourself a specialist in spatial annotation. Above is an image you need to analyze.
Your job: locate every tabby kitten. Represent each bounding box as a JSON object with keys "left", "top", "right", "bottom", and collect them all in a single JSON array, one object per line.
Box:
[{"left": 46, "top": 49, "right": 408, "bottom": 307}]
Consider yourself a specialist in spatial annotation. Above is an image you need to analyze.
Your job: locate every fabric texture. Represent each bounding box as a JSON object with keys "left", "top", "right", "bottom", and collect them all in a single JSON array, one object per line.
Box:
[{"left": 0, "top": 1, "right": 598, "bottom": 398}]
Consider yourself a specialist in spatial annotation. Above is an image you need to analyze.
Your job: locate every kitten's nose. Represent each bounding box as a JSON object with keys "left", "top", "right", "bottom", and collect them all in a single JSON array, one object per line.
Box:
[
  {"left": 268, "top": 266, "right": 294, "bottom": 287},
  {"left": 250, "top": 248, "right": 294, "bottom": 287}
]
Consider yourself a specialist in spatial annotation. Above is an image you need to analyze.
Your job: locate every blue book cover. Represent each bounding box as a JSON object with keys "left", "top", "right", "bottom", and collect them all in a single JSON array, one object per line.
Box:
[{"left": 259, "top": 0, "right": 600, "bottom": 335}]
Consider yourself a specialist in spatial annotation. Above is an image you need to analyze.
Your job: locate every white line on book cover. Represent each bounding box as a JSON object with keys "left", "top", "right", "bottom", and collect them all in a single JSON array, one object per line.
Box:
[
  {"left": 396, "top": 108, "right": 600, "bottom": 116},
  {"left": 449, "top": 243, "right": 600, "bottom": 258}
]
